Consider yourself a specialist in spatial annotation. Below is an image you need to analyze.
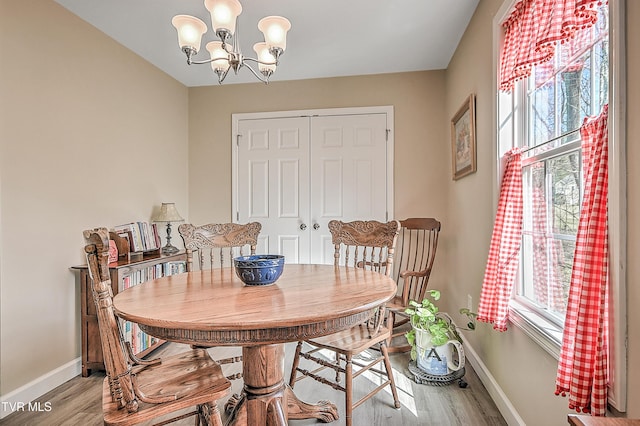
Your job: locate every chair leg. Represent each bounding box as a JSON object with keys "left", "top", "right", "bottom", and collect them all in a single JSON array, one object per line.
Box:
[
  {"left": 386, "top": 310, "right": 396, "bottom": 347},
  {"left": 387, "top": 310, "right": 412, "bottom": 353},
  {"left": 288, "top": 341, "right": 303, "bottom": 388},
  {"left": 199, "top": 402, "right": 223, "bottom": 426},
  {"left": 345, "top": 355, "right": 353, "bottom": 426},
  {"left": 380, "top": 342, "right": 401, "bottom": 408}
]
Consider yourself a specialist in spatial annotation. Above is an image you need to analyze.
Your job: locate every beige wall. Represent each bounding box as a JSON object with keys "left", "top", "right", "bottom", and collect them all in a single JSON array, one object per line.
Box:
[
  {"left": 444, "top": 0, "right": 640, "bottom": 423},
  {"left": 2, "top": 0, "right": 638, "bottom": 424},
  {"left": 0, "top": 1, "right": 189, "bottom": 395},
  {"left": 186, "top": 72, "right": 449, "bottom": 228}
]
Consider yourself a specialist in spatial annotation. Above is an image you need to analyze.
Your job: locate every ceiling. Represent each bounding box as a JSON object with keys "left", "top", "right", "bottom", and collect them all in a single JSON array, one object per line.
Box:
[{"left": 54, "top": 0, "right": 479, "bottom": 87}]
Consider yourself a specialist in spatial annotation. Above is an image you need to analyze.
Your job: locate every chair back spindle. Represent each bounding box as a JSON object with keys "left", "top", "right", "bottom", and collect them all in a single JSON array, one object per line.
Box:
[
  {"left": 178, "top": 222, "right": 261, "bottom": 271},
  {"left": 394, "top": 218, "right": 441, "bottom": 304},
  {"left": 386, "top": 217, "right": 441, "bottom": 353},
  {"left": 328, "top": 219, "right": 400, "bottom": 277}
]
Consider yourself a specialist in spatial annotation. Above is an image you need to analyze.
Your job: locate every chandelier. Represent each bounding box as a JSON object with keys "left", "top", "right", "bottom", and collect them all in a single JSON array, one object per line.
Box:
[{"left": 171, "top": 0, "right": 291, "bottom": 84}]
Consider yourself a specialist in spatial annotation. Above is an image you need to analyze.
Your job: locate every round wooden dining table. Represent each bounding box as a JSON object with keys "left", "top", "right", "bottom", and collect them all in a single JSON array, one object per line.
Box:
[{"left": 112, "top": 263, "right": 397, "bottom": 426}]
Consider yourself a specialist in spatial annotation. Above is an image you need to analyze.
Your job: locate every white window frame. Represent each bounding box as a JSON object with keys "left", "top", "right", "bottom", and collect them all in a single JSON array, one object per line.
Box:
[{"left": 493, "top": 0, "right": 627, "bottom": 412}]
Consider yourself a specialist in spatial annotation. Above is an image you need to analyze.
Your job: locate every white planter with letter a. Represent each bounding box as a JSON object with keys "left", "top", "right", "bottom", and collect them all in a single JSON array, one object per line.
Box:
[{"left": 414, "top": 327, "right": 465, "bottom": 376}]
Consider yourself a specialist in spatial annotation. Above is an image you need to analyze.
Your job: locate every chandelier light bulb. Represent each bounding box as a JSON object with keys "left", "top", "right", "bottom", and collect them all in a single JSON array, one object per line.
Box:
[
  {"left": 171, "top": 15, "right": 208, "bottom": 53},
  {"left": 253, "top": 42, "right": 276, "bottom": 75},
  {"left": 205, "top": 0, "right": 242, "bottom": 37},
  {"left": 206, "top": 41, "right": 231, "bottom": 73},
  {"left": 258, "top": 16, "right": 291, "bottom": 51}
]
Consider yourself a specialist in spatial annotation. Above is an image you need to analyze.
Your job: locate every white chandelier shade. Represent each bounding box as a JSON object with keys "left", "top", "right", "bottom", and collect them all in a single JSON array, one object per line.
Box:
[
  {"left": 253, "top": 42, "right": 276, "bottom": 75},
  {"left": 206, "top": 41, "right": 231, "bottom": 74},
  {"left": 171, "top": 0, "right": 291, "bottom": 84},
  {"left": 258, "top": 16, "right": 291, "bottom": 51},
  {"left": 172, "top": 15, "right": 208, "bottom": 52},
  {"left": 205, "top": 0, "right": 242, "bottom": 38}
]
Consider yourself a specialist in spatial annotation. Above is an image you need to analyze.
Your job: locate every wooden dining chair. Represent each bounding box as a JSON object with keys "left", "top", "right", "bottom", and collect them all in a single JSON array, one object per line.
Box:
[
  {"left": 385, "top": 218, "right": 441, "bottom": 353},
  {"left": 83, "top": 228, "right": 231, "bottom": 426},
  {"left": 178, "top": 222, "right": 262, "bottom": 271},
  {"left": 288, "top": 219, "right": 401, "bottom": 426},
  {"left": 178, "top": 221, "right": 261, "bottom": 382}
]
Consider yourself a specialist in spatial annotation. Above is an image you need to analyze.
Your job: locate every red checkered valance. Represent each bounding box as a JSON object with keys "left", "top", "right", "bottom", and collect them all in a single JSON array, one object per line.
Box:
[{"left": 499, "top": 0, "right": 605, "bottom": 92}]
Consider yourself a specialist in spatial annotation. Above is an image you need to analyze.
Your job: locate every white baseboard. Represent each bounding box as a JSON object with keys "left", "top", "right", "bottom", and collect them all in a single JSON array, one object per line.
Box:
[
  {"left": 464, "top": 341, "right": 526, "bottom": 426},
  {"left": 0, "top": 357, "right": 82, "bottom": 419}
]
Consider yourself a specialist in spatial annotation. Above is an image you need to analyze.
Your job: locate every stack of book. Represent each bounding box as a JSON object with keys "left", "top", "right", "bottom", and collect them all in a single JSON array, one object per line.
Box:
[
  {"left": 113, "top": 222, "right": 161, "bottom": 253},
  {"left": 118, "top": 259, "right": 187, "bottom": 354}
]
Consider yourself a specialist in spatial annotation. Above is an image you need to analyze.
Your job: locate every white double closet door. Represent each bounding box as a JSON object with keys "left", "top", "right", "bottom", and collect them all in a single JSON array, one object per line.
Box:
[{"left": 232, "top": 107, "right": 394, "bottom": 264}]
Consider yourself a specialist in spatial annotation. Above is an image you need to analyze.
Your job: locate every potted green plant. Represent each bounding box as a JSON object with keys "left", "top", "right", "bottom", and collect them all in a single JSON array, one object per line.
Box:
[{"left": 404, "top": 290, "right": 476, "bottom": 376}]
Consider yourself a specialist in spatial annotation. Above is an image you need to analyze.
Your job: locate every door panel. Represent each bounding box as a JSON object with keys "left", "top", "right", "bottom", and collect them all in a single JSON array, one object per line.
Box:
[
  {"left": 236, "top": 110, "right": 390, "bottom": 265},
  {"left": 320, "top": 159, "right": 343, "bottom": 217},
  {"left": 249, "top": 161, "right": 269, "bottom": 217},
  {"left": 237, "top": 117, "right": 310, "bottom": 263},
  {"left": 310, "top": 113, "right": 388, "bottom": 264},
  {"left": 279, "top": 159, "right": 301, "bottom": 217}
]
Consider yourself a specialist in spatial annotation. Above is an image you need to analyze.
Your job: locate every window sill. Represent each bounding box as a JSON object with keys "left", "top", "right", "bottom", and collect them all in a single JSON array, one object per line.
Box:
[{"left": 509, "top": 300, "right": 562, "bottom": 359}]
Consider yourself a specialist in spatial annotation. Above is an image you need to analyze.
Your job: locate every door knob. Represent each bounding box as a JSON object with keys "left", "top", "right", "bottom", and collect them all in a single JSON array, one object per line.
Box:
[
  {"left": 313, "top": 223, "right": 320, "bottom": 230},
  {"left": 300, "top": 223, "right": 307, "bottom": 230}
]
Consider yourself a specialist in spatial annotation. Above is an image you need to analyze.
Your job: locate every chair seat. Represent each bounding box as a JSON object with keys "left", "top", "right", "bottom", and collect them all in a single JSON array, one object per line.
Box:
[
  {"left": 103, "top": 349, "right": 231, "bottom": 426},
  {"left": 386, "top": 296, "right": 406, "bottom": 312},
  {"left": 307, "top": 325, "right": 391, "bottom": 355}
]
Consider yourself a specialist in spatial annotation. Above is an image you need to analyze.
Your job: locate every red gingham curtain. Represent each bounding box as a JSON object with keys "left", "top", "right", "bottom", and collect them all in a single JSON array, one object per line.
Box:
[
  {"left": 499, "top": 0, "right": 604, "bottom": 92},
  {"left": 477, "top": 148, "right": 523, "bottom": 331},
  {"left": 555, "top": 104, "right": 609, "bottom": 416}
]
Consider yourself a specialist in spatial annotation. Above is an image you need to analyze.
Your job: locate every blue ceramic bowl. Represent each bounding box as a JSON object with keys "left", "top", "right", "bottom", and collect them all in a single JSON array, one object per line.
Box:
[{"left": 233, "top": 255, "right": 285, "bottom": 286}]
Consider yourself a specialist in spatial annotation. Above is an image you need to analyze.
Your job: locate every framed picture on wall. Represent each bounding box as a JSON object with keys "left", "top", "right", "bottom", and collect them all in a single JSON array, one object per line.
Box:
[{"left": 451, "top": 94, "right": 476, "bottom": 180}]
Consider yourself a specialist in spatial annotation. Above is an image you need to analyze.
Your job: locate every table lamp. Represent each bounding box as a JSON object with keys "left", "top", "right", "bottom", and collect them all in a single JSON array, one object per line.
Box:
[{"left": 153, "top": 203, "right": 184, "bottom": 255}]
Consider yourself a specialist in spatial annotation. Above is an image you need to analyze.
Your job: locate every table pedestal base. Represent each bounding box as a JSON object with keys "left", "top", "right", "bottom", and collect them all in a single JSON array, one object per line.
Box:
[{"left": 225, "top": 344, "right": 339, "bottom": 426}]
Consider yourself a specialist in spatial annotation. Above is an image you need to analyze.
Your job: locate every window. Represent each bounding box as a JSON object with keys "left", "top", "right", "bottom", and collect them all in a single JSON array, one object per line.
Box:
[
  {"left": 495, "top": 0, "right": 627, "bottom": 411},
  {"left": 518, "top": 5, "right": 609, "bottom": 329}
]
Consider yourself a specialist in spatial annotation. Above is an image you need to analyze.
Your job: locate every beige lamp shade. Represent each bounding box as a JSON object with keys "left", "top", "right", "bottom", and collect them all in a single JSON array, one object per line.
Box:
[
  {"left": 171, "top": 15, "right": 208, "bottom": 53},
  {"left": 258, "top": 16, "right": 291, "bottom": 51},
  {"left": 205, "top": 0, "right": 242, "bottom": 36},
  {"left": 153, "top": 203, "right": 184, "bottom": 223}
]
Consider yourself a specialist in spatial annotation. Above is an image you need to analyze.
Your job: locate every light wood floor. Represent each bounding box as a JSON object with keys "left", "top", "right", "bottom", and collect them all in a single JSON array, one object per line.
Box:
[{"left": 1, "top": 341, "right": 506, "bottom": 426}]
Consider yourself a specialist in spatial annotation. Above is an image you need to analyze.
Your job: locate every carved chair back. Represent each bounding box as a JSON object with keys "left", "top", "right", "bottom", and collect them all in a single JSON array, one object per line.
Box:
[
  {"left": 394, "top": 218, "right": 441, "bottom": 305},
  {"left": 83, "top": 228, "right": 232, "bottom": 424},
  {"left": 328, "top": 219, "right": 400, "bottom": 277},
  {"left": 178, "top": 222, "right": 262, "bottom": 271},
  {"left": 328, "top": 219, "right": 400, "bottom": 333},
  {"left": 83, "top": 227, "right": 138, "bottom": 412}
]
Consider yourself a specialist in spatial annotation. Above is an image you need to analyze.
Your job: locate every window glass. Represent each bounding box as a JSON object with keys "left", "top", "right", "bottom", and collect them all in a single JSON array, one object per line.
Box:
[{"left": 517, "top": 4, "right": 608, "bottom": 324}]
